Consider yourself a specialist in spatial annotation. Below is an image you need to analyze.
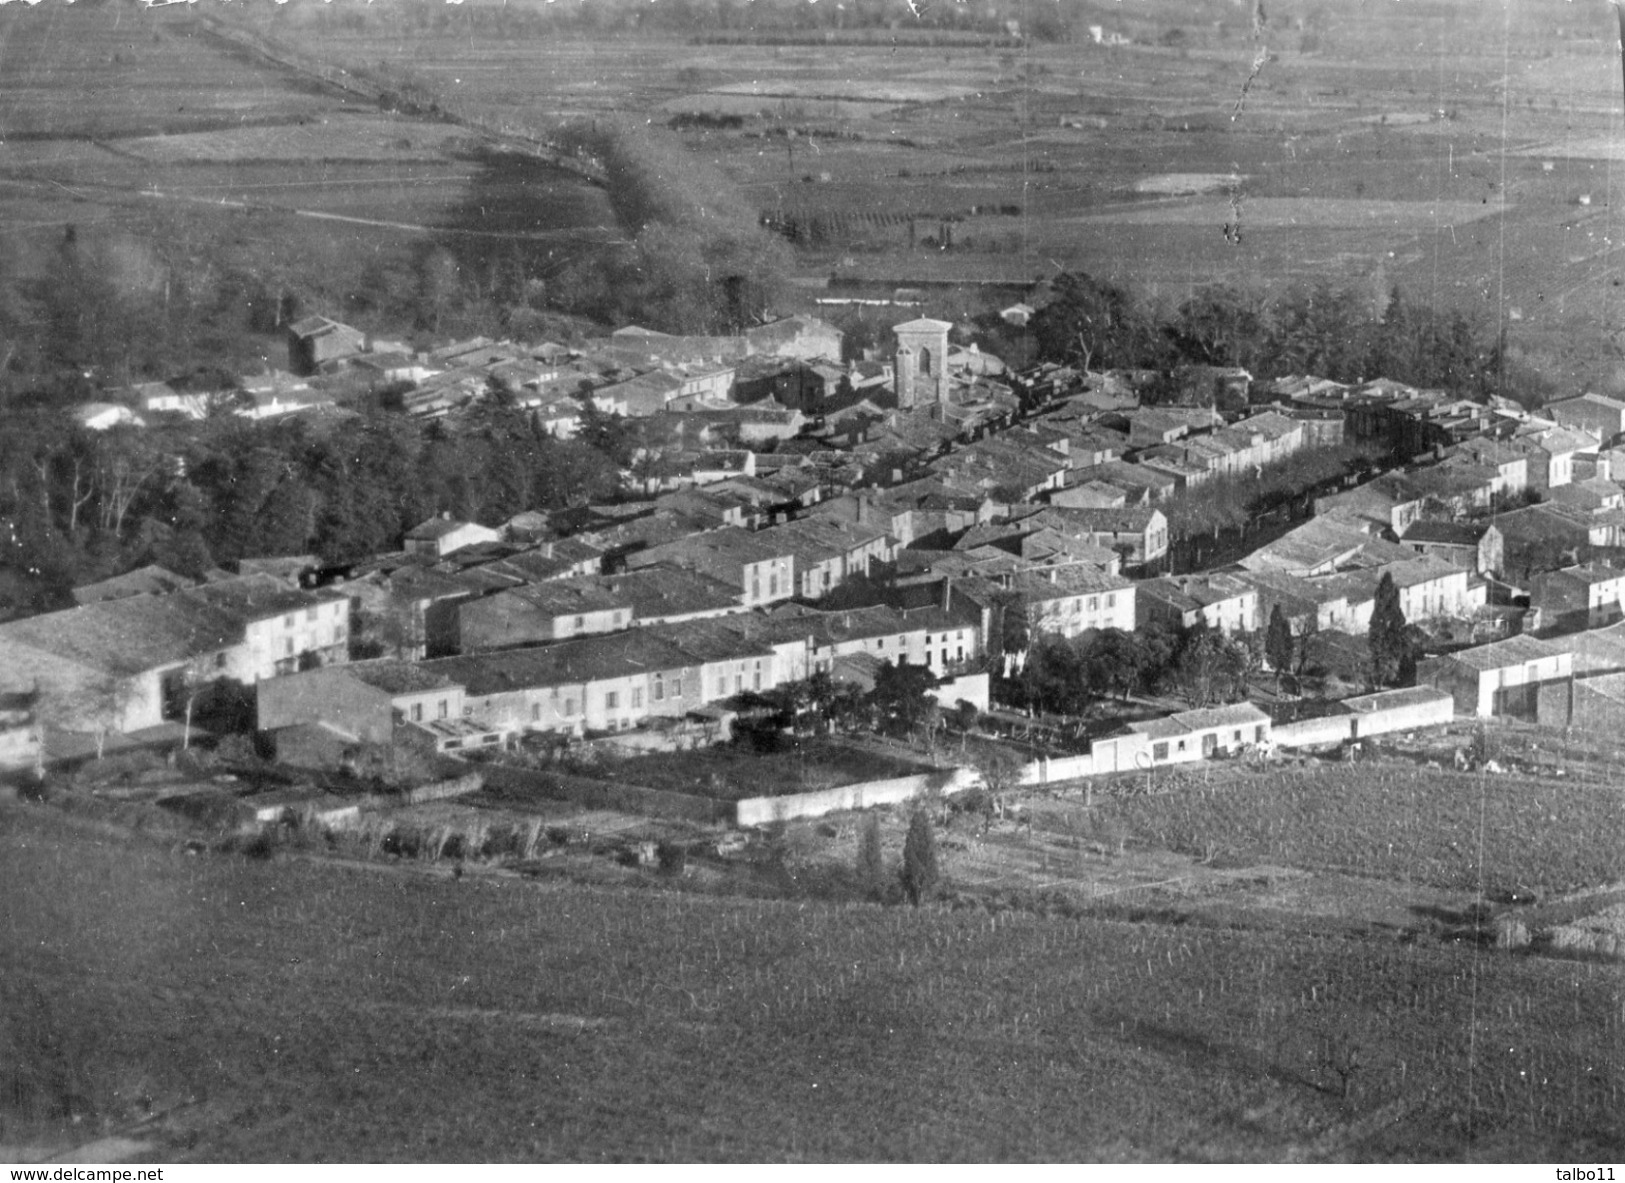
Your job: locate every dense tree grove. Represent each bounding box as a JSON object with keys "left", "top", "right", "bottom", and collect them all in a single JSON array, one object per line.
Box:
[
  {"left": 1031, "top": 274, "right": 1542, "bottom": 405},
  {"left": 548, "top": 120, "right": 793, "bottom": 335},
  {"left": 1002, "top": 619, "right": 1252, "bottom": 716},
  {"left": 0, "top": 405, "right": 623, "bottom": 618}
]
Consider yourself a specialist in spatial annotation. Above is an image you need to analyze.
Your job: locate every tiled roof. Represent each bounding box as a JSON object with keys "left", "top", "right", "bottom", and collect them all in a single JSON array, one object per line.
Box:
[{"left": 1436, "top": 633, "right": 1564, "bottom": 671}]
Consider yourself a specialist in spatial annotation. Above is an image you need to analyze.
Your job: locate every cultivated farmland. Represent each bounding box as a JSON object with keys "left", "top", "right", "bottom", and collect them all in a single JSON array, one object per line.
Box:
[{"left": 1, "top": 804, "right": 1620, "bottom": 1162}]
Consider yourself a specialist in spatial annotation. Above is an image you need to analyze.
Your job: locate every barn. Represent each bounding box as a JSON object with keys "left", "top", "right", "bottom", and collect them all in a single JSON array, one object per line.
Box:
[{"left": 1417, "top": 634, "right": 1572, "bottom": 719}]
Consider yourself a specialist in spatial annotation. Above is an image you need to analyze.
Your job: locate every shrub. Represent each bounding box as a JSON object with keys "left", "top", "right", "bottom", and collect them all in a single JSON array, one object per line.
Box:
[
  {"left": 856, "top": 812, "right": 886, "bottom": 901},
  {"left": 656, "top": 840, "right": 688, "bottom": 875}
]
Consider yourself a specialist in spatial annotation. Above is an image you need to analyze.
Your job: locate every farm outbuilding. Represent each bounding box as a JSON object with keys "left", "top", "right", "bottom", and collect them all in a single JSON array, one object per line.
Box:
[
  {"left": 1341, "top": 686, "right": 1455, "bottom": 736},
  {"left": 1563, "top": 671, "right": 1625, "bottom": 738},
  {"left": 1128, "top": 702, "right": 1272, "bottom": 767},
  {"left": 1418, "top": 634, "right": 1572, "bottom": 719}
]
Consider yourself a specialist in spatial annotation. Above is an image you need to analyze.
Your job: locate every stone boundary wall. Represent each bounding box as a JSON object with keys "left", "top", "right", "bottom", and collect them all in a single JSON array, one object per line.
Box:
[{"left": 736, "top": 767, "right": 977, "bottom": 827}]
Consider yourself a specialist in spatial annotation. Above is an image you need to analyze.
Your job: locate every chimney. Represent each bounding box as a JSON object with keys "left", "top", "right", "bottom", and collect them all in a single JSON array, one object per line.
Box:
[{"left": 941, "top": 576, "right": 953, "bottom": 613}]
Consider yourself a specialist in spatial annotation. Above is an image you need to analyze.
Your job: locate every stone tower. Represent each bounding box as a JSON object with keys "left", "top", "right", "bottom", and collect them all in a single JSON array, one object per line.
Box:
[{"left": 892, "top": 317, "right": 952, "bottom": 409}]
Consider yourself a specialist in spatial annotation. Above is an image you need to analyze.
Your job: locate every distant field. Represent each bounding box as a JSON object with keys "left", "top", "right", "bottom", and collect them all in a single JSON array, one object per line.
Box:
[
  {"left": 1, "top": 804, "right": 1620, "bottom": 1162},
  {"left": 0, "top": 7, "right": 337, "bottom": 139},
  {"left": 120, "top": 116, "right": 474, "bottom": 164}
]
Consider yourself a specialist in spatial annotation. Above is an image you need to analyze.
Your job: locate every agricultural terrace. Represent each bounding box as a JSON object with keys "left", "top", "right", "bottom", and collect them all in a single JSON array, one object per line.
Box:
[{"left": 2, "top": 805, "right": 1620, "bottom": 1162}]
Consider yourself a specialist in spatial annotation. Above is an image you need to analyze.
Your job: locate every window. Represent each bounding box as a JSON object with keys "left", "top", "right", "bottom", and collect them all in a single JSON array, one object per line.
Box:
[
  {"left": 717, "top": 675, "right": 728, "bottom": 696},
  {"left": 768, "top": 574, "right": 778, "bottom": 597},
  {"left": 1106, "top": 594, "right": 1116, "bottom": 608},
  {"left": 1255, "top": 725, "right": 1266, "bottom": 742},
  {"left": 335, "top": 624, "right": 346, "bottom": 641},
  {"left": 438, "top": 700, "right": 448, "bottom": 720},
  {"left": 1177, "top": 739, "right": 1186, "bottom": 753},
  {"left": 306, "top": 607, "right": 318, "bottom": 622},
  {"left": 411, "top": 703, "right": 423, "bottom": 723},
  {"left": 574, "top": 615, "right": 585, "bottom": 630},
  {"left": 284, "top": 638, "right": 294, "bottom": 656},
  {"left": 753, "top": 670, "right": 762, "bottom": 690},
  {"left": 632, "top": 687, "right": 643, "bottom": 708},
  {"left": 464, "top": 705, "right": 473, "bottom": 717},
  {"left": 752, "top": 576, "right": 761, "bottom": 601},
  {"left": 564, "top": 698, "right": 577, "bottom": 716},
  {"left": 215, "top": 652, "right": 228, "bottom": 669},
  {"left": 653, "top": 674, "right": 665, "bottom": 702},
  {"left": 605, "top": 691, "right": 619, "bottom": 710},
  {"left": 532, "top": 703, "right": 542, "bottom": 722},
  {"left": 283, "top": 614, "right": 295, "bottom": 627},
  {"left": 1152, "top": 742, "right": 1169, "bottom": 760},
  {"left": 1089, "top": 596, "right": 1099, "bottom": 611},
  {"left": 1233, "top": 730, "right": 1242, "bottom": 742},
  {"left": 671, "top": 677, "right": 682, "bottom": 697}
]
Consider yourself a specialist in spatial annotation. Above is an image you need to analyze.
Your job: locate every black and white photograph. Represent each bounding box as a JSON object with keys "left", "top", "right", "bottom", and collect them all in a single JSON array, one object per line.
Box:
[{"left": 0, "top": 0, "right": 1622, "bottom": 1164}]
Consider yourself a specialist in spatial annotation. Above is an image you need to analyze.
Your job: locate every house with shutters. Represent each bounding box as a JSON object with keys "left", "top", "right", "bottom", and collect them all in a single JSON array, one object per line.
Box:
[
  {"left": 1136, "top": 573, "right": 1259, "bottom": 635},
  {"left": 421, "top": 631, "right": 707, "bottom": 737}
]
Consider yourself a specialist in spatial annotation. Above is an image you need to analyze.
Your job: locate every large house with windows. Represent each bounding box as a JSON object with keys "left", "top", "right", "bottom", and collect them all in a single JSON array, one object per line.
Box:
[
  {"left": 625, "top": 527, "right": 797, "bottom": 609},
  {"left": 420, "top": 631, "right": 708, "bottom": 737},
  {"left": 0, "top": 575, "right": 350, "bottom": 738}
]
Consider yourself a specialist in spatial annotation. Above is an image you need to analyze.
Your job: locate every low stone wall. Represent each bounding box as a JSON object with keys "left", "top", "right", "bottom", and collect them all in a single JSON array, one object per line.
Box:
[
  {"left": 396, "top": 773, "right": 484, "bottom": 807},
  {"left": 1271, "top": 714, "right": 1354, "bottom": 749},
  {"left": 1019, "top": 753, "right": 1095, "bottom": 785},
  {"left": 736, "top": 767, "right": 977, "bottom": 828}
]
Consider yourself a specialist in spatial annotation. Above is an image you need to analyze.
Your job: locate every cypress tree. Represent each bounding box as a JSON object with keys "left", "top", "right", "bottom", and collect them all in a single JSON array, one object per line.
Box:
[
  {"left": 900, "top": 810, "right": 940, "bottom": 907},
  {"left": 856, "top": 812, "right": 885, "bottom": 902},
  {"left": 1367, "top": 572, "right": 1408, "bottom": 689},
  {"left": 1266, "top": 604, "right": 1294, "bottom": 690}
]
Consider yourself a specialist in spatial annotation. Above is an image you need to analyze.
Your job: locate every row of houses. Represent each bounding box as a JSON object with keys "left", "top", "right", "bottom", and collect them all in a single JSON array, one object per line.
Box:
[{"left": 257, "top": 598, "right": 986, "bottom": 751}]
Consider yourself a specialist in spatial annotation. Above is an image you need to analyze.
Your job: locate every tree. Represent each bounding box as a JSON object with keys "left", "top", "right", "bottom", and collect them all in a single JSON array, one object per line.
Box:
[
  {"left": 1081, "top": 628, "right": 1140, "bottom": 701},
  {"left": 1266, "top": 604, "right": 1295, "bottom": 692},
  {"left": 52, "top": 670, "right": 137, "bottom": 761},
  {"left": 1174, "top": 624, "right": 1228, "bottom": 707},
  {"left": 869, "top": 658, "right": 938, "bottom": 739},
  {"left": 900, "top": 809, "right": 940, "bottom": 906},
  {"left": 1367, "top": 572, "right": 1408, "bottom": 689},
  {"left": 1017, "top": 634, "right": 1090, "bottom": 716},
  {"left": 1029, "top": 271, "right": 1168, "bottom": 371},
  {"left": 972, "top": 746, "right": 1024, "bottom": 819},
  {"left": 856, "top": 812, "right": 886, "bottom": 901}
]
